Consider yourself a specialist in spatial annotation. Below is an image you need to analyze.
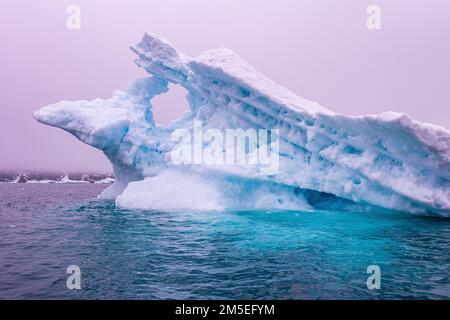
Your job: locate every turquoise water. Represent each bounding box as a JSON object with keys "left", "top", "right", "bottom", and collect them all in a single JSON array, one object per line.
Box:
[{"left": 1, "top": 183, "right": 450, "bottom": 299}]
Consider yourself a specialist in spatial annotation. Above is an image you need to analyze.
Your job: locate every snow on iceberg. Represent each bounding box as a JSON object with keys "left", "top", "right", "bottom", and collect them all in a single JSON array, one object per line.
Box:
[{"left": 34, "top": 33, "right": 450, "bottom": 216}]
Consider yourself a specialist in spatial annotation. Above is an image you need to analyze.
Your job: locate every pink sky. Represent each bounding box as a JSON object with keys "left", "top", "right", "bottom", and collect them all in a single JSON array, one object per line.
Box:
[{"left": 1, "top": 0, "right": 449, "bottom": 172}]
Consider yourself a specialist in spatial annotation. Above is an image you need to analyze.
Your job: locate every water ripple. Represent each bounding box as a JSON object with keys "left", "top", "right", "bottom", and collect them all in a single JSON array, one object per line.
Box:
[{"left": 1, "top": 183, "right": 450, "bottom": 299}]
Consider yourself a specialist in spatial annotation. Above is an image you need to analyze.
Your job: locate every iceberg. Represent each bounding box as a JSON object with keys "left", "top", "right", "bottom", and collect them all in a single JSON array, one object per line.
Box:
[{"left": 34, "top": 33, "right": 450, "bottom": 216}]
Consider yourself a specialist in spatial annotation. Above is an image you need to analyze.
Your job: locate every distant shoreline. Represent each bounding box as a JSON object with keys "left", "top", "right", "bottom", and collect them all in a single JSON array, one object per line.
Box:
[{"left": 0, "top": 170, "right": 114, "bottom": 184}]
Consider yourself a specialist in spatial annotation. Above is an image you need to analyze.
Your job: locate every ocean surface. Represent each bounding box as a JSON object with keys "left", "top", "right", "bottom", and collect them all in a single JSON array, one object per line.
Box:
[{"left": 1, "top": 183, "right": 450, "bottom": 300}]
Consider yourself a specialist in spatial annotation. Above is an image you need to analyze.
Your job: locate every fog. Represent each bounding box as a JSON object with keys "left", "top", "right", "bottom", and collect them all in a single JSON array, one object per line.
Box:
[{"left": 1, "top": 0, "right": 449, "bottom": 172}]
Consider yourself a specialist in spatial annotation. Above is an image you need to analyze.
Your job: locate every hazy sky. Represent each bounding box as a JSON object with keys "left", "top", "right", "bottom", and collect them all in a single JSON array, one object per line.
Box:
[{"left": 1, "top": 0, "right": 449, "bottom": 172}]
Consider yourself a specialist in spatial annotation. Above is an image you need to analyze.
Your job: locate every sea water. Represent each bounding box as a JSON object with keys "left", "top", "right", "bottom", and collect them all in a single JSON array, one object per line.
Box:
[{"left": 1, "top": 183, "right": 450, "bottom": 299}]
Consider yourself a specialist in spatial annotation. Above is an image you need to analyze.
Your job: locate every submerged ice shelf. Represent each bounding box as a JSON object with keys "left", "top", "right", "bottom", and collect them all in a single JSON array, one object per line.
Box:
[{"left": 34, "top": 33, "right": 450, "bottom": 216}]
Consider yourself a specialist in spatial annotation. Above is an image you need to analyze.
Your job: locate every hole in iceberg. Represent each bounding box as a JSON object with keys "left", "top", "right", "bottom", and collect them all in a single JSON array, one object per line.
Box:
[{"left": 151, "top": 84, "right": 190, "bottom": 125}]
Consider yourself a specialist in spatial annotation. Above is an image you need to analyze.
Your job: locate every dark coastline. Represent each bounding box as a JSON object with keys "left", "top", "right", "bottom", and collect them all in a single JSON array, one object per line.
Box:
[{"left": 0, "top": 170, "right": 114, "bottom": 183}]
